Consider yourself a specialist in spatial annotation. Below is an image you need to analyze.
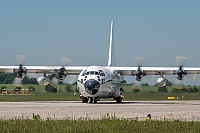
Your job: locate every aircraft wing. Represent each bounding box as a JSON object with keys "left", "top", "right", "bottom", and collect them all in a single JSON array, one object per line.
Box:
[
  {"left": 0, "top": 66, "right": 86, "bottom": 75},
  {"left": 107, "top": 67, "right": 200, "bottom": 76}
]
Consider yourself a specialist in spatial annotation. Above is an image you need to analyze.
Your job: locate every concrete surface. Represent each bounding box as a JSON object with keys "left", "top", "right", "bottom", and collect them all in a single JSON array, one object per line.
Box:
[{"left": 0, "top": 101, "right": 199, "bottom": 121}]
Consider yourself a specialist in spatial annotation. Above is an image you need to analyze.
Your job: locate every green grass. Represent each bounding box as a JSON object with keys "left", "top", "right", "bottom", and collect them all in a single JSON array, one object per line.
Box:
[
  {"left": 0, "top": 93, "right": 80, "bottom": 102},
  {"left": 0, "top": 92, "right": 199, "bottom": 102},
  {"left": 124, "top": 93, "right": 200, "bottom": 101},
  {"left": 0, "top": 84, "right": 200, "bottom": 102},
  {"left": 0, "top": 117, "right": 199, "bottom": 133}
]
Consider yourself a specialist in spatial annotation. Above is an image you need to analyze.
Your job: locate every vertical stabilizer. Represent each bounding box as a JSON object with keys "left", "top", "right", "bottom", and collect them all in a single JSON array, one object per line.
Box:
[{"left": 108, "top": 21, "right": 116, "bottom": 67}]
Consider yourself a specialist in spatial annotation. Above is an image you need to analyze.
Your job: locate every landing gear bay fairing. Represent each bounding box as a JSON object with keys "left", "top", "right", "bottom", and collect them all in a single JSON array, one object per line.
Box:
[{"left": 0, "top": 21, "right": 199, "bottom": 103}]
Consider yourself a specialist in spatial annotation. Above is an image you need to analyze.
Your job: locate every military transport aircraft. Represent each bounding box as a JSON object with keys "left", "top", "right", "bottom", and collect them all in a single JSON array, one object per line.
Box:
[{"left": 0, "top": 21, "right": 199, "bottom": 103}]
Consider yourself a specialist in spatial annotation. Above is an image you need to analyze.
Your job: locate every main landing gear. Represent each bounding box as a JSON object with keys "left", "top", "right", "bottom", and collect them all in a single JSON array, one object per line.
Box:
[
  {"left": 114, "top": 93, "right": 123, "bottom": 103},
  {"left": 115, "top": 96, "right": 122, "bottom": 103},
  {"left": 80, "top": 94, "right": 88, "bottom": 103},
  {"left": 82, "top": 97, "right": 88, "bottom": 103}
]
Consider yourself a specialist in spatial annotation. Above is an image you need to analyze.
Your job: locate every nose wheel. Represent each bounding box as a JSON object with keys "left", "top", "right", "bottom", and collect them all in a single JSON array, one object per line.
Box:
[{"left": 89, "top": 97, "right": 98, "bottom": 104}]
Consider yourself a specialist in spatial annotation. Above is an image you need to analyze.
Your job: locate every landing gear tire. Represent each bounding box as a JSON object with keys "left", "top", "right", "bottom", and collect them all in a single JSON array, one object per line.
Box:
[
  {"left": 82, "top": 97, "right": 88, "bottom": 103},
  {"left": 115, "top": 96, "right": 122, "bottom": 103},
  {"left": 89, "top": 97, "right": 93, "bottom": 104},
  {"left": 88, "top": 97, "right": 98, "bottom": 104},
  {"left": 94, "top": 97, "right": 98, "bottom": 104}
]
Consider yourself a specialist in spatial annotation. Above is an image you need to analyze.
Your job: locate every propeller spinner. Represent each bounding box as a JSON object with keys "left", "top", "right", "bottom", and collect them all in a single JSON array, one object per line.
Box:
[{"left": 50, "top": 57, "right": 71, "bottom": 88}]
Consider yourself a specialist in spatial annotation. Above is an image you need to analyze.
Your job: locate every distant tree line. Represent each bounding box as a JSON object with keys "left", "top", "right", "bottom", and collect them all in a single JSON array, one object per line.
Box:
[{"left": 0, "top": 73, "right": 37, "bottom": 84}]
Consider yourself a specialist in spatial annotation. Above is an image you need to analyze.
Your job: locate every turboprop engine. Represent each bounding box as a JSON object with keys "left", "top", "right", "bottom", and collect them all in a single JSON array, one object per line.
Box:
[
  {"left": 37, "top": 76, "right": 50, "bottom": 85},
  {"left": 156, "top": 77, "right": 167, "bottom": 87}
]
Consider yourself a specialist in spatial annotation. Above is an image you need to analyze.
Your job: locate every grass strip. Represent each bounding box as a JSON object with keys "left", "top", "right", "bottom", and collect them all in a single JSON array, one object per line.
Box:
[{"left": 0, "top": 117, "right": 199, "bottom": 133}]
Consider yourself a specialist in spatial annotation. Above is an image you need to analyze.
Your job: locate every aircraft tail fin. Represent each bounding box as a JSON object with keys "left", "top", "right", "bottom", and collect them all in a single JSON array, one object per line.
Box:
[{"left": 108, "top": 21, "right": 116, "bottom": 67}]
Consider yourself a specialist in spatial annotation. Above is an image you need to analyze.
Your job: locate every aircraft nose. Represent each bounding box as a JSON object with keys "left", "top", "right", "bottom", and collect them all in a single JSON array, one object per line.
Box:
[{"left": 84, "top": 79, "right": 100, "bottom": 95}]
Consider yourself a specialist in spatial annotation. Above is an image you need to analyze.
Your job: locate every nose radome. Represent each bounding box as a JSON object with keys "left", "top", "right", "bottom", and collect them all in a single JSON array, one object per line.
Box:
[{"left": 84, "top": 79, "right": 100, "bottom": 95}]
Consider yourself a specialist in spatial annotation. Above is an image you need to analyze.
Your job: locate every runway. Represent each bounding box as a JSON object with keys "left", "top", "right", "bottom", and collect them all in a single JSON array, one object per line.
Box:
[{"left": 0, "top": 101, "right": 199, "bottom": 121}]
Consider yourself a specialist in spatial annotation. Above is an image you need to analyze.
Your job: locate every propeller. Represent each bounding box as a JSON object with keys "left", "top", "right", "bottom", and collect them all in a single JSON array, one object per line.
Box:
[
  {"left": 133, "top": 57, "right": 145, "bottom": 89},
  {"left": 61, "top": 57, "right": 71, "bottom": 67},
  {"left": 17, "top": 55, "right": 27, "bottom": 65},
  {"left": 13, "top": 77, "right": 23, "bottom": 87},
  {"left": 65, "top": 75, "right": 78, "bottom": 84},
  {"left": 133, "top": 80, "right": 142, "bottom": 90},
  {"left": 135, "top": 57, "right": 144, "bottom": 67},
  {"left": 176, "top": 56, "right": 187, "bottom": 80},
  {"left": 176, "top": 56, "right": 187, "bottom": 67},
  {"left": 13, "top": 55, "right": 27, "bottom": 86},
  {"left": 134, "top": 57, "right": 145, "bottom": 81},
  {"left": 50, "top": 57, "right": 71, "bottom": 88},
  {"left": 173, "top": 56, "right": 187, "bottom": 88}
]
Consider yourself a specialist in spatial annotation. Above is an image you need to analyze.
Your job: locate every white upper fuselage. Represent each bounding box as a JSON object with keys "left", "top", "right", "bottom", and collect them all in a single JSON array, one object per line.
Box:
[{"left": 77, "top": 66, "right": 123, "bottom": 98}]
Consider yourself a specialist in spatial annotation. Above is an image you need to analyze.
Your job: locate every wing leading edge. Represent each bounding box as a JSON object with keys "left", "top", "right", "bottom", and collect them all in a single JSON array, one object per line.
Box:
[
  {"left": 108, "top": 66, "right": 200, "bottom": 76},
  {"left": 0, "top": 66, "right": 86, "bottom": 75},
  {"left": 0, "top": 66, "right": 199, "bottom": 76}
]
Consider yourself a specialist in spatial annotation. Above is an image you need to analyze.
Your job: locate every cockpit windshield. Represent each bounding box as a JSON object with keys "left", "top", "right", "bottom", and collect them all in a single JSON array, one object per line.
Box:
[
  {"left": 85, "top": 71, "right": 99, "bottom": 75},
  {"left": 90, "top": 71, "right": 94, "bottom": 75},
  {"left": 95, "top": 71, "right": 99, "bottom": 75}
]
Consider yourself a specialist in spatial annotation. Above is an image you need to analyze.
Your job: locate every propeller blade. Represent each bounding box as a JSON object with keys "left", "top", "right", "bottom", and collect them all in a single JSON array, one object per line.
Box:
[
  {"left": 135, "top": 57, "right": 144, "bottom": 67},
  {"left": 17, "top": 55, "right": 27, "bottom": 65},
  {"left": 13, "top": 77, "right": 22, "bottom": 87},
  {"left": 65, "top": 75, "right": 78, "bottom": 84},
  {"left": 176, "top": 56, "right": 187, "bottom": 67},
  {"left": 194, "top": 70, "right": 198, "bottom": 80},
  {"left": 133, "top": 80, "right": 142, "bottom": 89},
  {"left": 49, "top": 57, "right": 71, "bottom": 88},
  {"left": 27, "top": 73, "right": 36, "bottom": 79},
  {"left": 50, "top": 77, "right": 60, "bottom": 88},
  {"left": 174, "top": 79, "right": 184, "bottom": 88},
  {"left": 61, "top": 57, "right": 71, "bottom": 67}
]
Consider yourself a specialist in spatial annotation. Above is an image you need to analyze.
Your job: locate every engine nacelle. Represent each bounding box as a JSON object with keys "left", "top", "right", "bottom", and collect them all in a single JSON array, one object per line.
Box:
[
  {"left": 156, "top": 77, "right": 167, "bottom": 87},
  {"left": 37, "top": 76, "right": 50, "bottom": 85}
]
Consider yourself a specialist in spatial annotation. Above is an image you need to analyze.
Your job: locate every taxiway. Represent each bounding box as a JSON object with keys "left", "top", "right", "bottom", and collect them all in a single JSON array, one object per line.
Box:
[{"left": 0, "top": 101, "right": 199, "bottom": 121}]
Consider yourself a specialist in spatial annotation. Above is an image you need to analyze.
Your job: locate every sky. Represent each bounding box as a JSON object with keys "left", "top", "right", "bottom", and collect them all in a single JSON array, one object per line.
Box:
[{"left": 0, "top": 0, "right": 200, "bottom": 84}]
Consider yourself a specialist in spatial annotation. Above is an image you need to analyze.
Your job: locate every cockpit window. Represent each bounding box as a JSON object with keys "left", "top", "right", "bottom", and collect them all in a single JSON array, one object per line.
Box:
[
  {"left": 90, "top": 71, "right": 94, "bottom": 75},
  {"left": 81, "top": 70, "right": 87, "bottom": 76},
  {"left": 86, "top": 71, "right": 90, "bottom": 75},
  {"left": 84, "top": 71, "right": 100, "bottom": 75},
  {"left": 95, "top": 71, "right": 99, "bottom": 75},
  {"left": 98, "top": 70, "right": 105, "bottom": 76}
]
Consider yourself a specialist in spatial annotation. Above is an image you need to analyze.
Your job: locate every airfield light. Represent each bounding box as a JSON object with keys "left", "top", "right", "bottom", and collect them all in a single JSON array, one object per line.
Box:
[{"left": 146, "top": 114, "right": 151, "bottom": 121}]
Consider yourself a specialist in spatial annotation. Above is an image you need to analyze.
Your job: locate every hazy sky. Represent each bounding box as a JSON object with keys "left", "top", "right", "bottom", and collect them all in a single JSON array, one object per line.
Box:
[{"left": 0, "top": 0, "right": 200, "bottom": 84}]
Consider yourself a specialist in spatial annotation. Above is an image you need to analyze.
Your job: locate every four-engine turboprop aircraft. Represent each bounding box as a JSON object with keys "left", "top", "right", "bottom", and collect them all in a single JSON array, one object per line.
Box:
[{"left": 0, "top": 21, "right": 199, "bottom": 103}]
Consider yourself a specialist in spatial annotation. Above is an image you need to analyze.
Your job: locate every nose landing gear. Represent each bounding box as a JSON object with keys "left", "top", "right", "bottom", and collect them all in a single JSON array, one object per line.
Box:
[
  {"left": 80, "top": 95, "right": 98, "bottom": 104},
  {"left": 89, "top": 97, "right": 98, "bottom": 104}
]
